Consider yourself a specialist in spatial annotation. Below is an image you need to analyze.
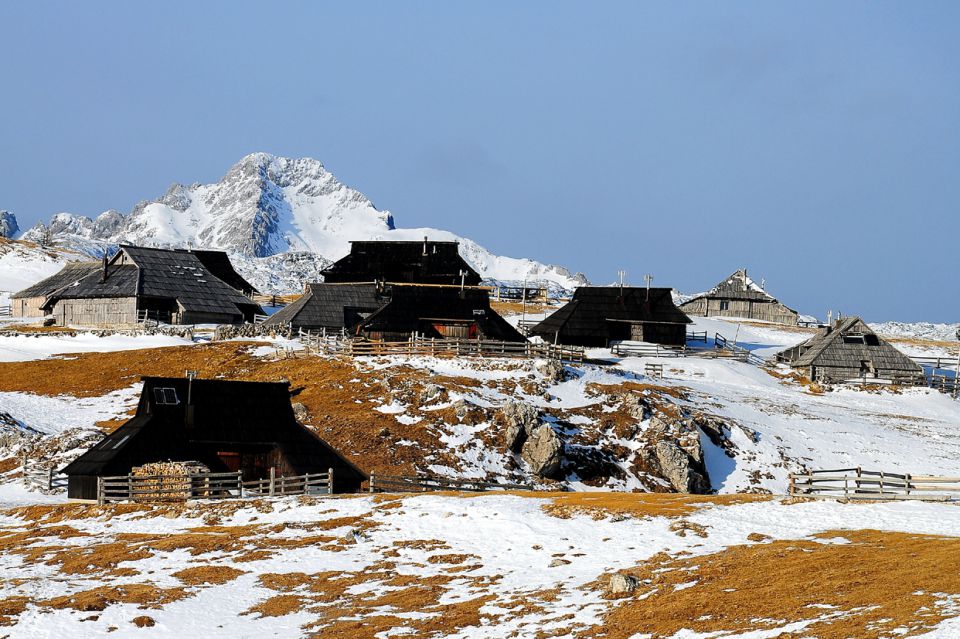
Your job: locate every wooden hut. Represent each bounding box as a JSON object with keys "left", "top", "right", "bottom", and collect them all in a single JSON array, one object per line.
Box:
[
  {"left": 10, "top": 261, "right": 100, "bottom": 318},
  {"left": 679, "top": 269, "right": 799, "bottom": 325},
  {"left": 321, "top": 239, "right": 482, "bottom": 286},
  {"left": 61, "top": 376, "right": 368, "bottom": 500},
  {"left": 530, "top": 287, "right": 692, "bottom": 347},
  {"left": 38, "top": 245, "right": 264, "bottom": 326},
  {"left": 263, "top": 283, "right": 388, "bottom": 333},
  {"left": 357, "top": 285, "right": 525, "bottom": 342},
  {"left": 775, "top": 316, "right": 924, "bottom": 384}
]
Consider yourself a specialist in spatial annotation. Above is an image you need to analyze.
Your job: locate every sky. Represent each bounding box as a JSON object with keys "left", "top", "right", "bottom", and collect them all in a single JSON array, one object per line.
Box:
[{"left": 1, "top": 1, "right": 958, "bottom": 322}]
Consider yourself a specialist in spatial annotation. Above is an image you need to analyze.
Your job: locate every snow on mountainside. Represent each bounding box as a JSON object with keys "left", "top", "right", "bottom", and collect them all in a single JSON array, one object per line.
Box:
[
  {"left": 19, "top": 153, "right": 587, "bottom": 294},
  {"left": 0, "top": 238, "right": 84, "bottom": 297},
  {"left": 870, "top": 321, "right": 960, "bottom": 342}
]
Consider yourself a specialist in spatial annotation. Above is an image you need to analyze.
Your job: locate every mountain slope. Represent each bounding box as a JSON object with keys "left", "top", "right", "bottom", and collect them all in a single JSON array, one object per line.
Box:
[{"left": 20, "top": 153, "right": 587, "bottom": 293}]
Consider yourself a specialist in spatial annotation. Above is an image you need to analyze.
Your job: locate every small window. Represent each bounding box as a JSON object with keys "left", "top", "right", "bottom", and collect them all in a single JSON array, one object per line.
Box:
[
  {"left": 842, "top": 334, "right": 866, "bottom": 344},
  {"left": 153, "top": 387, "right": 179, "bottom": 405},
  {"left": 719, "top": 300, "right": 730, "bottom": 311}
]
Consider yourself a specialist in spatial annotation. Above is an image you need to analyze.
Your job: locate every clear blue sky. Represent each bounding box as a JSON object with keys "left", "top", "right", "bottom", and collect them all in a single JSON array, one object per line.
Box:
[{"left": 1, "top": 2, "right": 958, "bottom": 322}]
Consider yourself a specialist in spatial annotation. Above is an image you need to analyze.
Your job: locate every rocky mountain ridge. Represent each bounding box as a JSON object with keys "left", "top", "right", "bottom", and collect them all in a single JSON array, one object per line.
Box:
[{"left": 15, "top": 153, "right": 587, "bottom": 294}]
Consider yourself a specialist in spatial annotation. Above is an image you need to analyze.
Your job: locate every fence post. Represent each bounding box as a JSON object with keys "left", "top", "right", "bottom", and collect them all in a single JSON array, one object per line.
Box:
[
  {"left": 48, "top": 466, "right": 54, "bottom": 491},
  {"left": 127, "top": 474, "right": 133, "bottom": 502},
  {"left": 369, "top": 472, "right": 375, "bottom": 493},
  {"left": 328, "top": 468, "right": 334, "bottom": 495},
  {"left": 97, "top": 476, "right": 104, "bottom": 506},
  {"left": 269, "top": 467, "right": 276, "bottom": 497}
]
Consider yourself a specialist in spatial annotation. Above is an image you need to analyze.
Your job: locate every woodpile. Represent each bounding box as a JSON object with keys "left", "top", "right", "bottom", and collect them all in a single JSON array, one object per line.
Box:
[{"left": 131, "top": 461, "right": 210, "bottom": 501}]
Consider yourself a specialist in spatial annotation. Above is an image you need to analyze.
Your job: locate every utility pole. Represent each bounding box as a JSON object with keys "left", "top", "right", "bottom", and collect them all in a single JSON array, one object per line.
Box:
[{"left": 521, "top": 273, "right": 529, "bottom": 329}]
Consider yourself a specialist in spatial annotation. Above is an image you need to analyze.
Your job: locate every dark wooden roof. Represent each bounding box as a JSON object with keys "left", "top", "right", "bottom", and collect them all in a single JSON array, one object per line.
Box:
[
  {"left": 781, "top": 316, "right": 922, "bottom": 373},
  {"left": 62, "top": 376, "right": 367, "bottom": 485},
  {"left": 531, "top": 286, "right": 691, "bottom": 342},
  {"left": 41, "top": 246, "right": 263, "bottom": 318},
  {"left": 264, "top": 283, "right": 388, "bottom": 331},
  {"left": 190, "top": 250, "right": 259, "bottom": 295},
  {"left": 11, "top": 262, "right": 101, "bottom": 299},
  {"left": 321, "top": 240, "right": 482, "bottom": 286},
  {"left": 359, "top": 285, "right": 525, "bottom": 341}
]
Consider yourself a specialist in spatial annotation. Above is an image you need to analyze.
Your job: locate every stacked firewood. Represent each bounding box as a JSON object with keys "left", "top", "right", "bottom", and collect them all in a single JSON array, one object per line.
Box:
[{"left": 131, "top": 461, "right": 210, "bottom": 501}]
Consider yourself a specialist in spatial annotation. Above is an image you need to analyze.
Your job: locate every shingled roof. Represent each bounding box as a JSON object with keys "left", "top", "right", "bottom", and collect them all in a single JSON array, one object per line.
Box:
[
  {"left": 690, "top": 269, "right": 789, "bottom": 303},
  {"left": 11, "top": 262, "right": 101, "bottom": 299},
  {"left": 263, "top": 283, "right": 389, "bottom": 332},
  {"left": 358, "top": 285, "right": 525, "bottom": 341},
  {"left": 321, "top": 240, "right": 482, "bottom": 286},
  {"left": 41, "top": 246, "right": 263, "bottom": 319},
  {"left": 777, "top": 316, "right": 923, "bottom": 381},
  {"left": 189, "top": 250, "right": 258, "bottom": 295},
  {"left": 531, "top": 287, "right": 691, "bottom": 345}
]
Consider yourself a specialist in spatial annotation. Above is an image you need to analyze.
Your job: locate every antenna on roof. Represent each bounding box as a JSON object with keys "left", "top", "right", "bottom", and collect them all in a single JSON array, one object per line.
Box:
[
  {"left": 423, "top": 236, "right": 428, "bottom": 256},
  {"left": 459, "top": 269, "right": 467, "bottom": 297},
  {"left": 185, "top": 370, "right": 198, "bottom": 431},
  {"left": 643, "top": 273, "right": 653, "bottom": 302}
]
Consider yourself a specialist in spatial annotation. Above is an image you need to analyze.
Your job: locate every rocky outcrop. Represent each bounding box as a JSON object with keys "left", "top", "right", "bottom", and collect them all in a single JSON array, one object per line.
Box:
[
  {"left": 607, "top": 573, "right": 640, "bottom": 596},
  {"left": 654, "top": 439, "right": 710, "bottom": 494},
  {"left": 0, "top": 211, "right": 18, "bottom": 238},
  {"left": 521, "top": 425, "right": 563, "bottom": 478},
  {"left": 497, "top": 401, "right": 541, "bottom": 451}
]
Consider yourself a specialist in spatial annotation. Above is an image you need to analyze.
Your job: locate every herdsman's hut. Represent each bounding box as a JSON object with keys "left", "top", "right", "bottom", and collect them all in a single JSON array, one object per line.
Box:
[
  {"left": 264, "top": 282, "right": 525, "bottom": 341},
  {"left": 36, "top": 245, "right": 263, "bottom": 326},
  {"left": 321, "top": 239, "right": 482, "bottom": 286},
  {"left": 679, "top": 269, "right": 799, "bottom": 325},
  {"left": 61, "top": 376, "right": 368, "bottom": 500},
  {"left": 530, "top": 287, "right": 692, "bottom": 347},
  {"left": 11, "top": 261, "right": 100, "bottom": 318},
  {"left": 263, "top": 283, "right": 388, "bottom": 333},
  {"left": 775, "top": 316, "right": 924, "bottom": 384},
  {"left": 358, "top": 285, "right": 525, "bottom": 341}
]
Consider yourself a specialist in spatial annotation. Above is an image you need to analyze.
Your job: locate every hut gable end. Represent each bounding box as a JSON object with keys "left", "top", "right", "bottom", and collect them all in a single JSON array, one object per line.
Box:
[{"left": 321, "top": 240, "right": 482, "bottom": 286}]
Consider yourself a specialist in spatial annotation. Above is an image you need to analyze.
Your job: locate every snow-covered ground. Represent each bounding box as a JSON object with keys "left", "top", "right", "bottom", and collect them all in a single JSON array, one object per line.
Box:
[
  {"left": 871, "top": 320, "right": 960, "bottom": 343},
  {"left": 0, "top": 493, "right": 958, "bottom": 637},
  {"left": 0, "top": 332, "right": 196, "bottom": 363}
]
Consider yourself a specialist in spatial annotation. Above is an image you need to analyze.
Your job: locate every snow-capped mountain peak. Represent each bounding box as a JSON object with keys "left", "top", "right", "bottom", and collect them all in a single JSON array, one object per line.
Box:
[{"left": 19, "top": 152, "right": 587, "bottom": 293}]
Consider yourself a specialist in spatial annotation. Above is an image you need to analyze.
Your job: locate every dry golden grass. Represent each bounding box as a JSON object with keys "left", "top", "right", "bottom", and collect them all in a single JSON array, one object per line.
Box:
[
  {"left": 43, "top": 584, "right": 189, "bottom": 612},
  {"left": 489, "top": 300, "right": 558, "bottom": 317},
  {"left": 172, "top": 565, "right": 246, "bottom": 585},
  {"left": 585, "top": 529, "right": 960, "bottom": 639},
  {"left": 540, "top": 491, "right": 770, "bottom": 520}
]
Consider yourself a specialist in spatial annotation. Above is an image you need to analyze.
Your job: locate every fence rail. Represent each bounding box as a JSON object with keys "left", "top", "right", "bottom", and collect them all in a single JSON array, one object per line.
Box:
[
  {"left": 686, "top": 330, "right": 708, "bottom": 343},
  {"left": 242, "top": 468, "right": 334, "bottom": 496},
  {"left": 789, "top": 468, "right": 960, "bottom": 501},
  {"left": 303, "top": 334, "right": 585, "bottom": 364},
  {"left": 714, "top": 332, "right": 767, "bottom": 366},
  {"left": 22, "top": 460, "right": 68, "bottom": 491},
  {"left": 0, "top": 304, "right": 11, "bottom": 318},
  {"left": 368, "top": 472, "right": 533, "bottom": 494},
  {"left": 96, "top": 469, "right": 333, "bottom": 504}
]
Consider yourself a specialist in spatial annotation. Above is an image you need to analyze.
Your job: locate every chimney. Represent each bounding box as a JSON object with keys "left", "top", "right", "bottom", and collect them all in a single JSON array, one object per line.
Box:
[{"left": 100, "top": 252, "right": 108, "bottom": 282}]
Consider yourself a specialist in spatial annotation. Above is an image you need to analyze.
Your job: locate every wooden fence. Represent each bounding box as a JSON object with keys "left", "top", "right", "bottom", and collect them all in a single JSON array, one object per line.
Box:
[
  {"left": 96, "top": 469, "right": 333, "bottom": 504},
  {"left": 368, "top": 472, "right": 533, "bottom": 494},
  {"left": 338, "top": 336, "right": 583, "bottom": 363},
  {"left": 610, "top": 333, "right": 767, "bottom": 367},
  {"left": 0, "top": 304, "right": 11, "bottom": 318},
  {"left": 611, "top": 342, "right": 688, "bottom": 358},
  {"left": 789, "top": 468, "right": 960, "bottom": 502},
  {"left": 242, "top": 468, "right": 334, "bottom": 497},
  {"left": 22, "top": 460, "right": 68, "bottom": 491},
  {"left": 686, "top": 330, "right": 708, "bottom": 343},
  {"left": 713, "top": 333, "right": 767, "bottom": 366}
]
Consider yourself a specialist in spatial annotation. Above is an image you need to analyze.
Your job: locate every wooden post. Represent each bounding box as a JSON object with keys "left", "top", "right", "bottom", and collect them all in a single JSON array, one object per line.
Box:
[
  {"left": 48, "top": 466, "right": 54, "bottom": 491},
  {"left": 127, "top": 474, "right": 133, "bottom": 503},
  {"left": 97, "top": 476, "right": 104, "bottom": 506},
  {"left": 269, "top": 467, "right": 276, "bottom": 497},
  {"left": 328, "top": 468, "right": 334, "bottom": 495},
  {"left": 369, "top": 472, "right": 375, "bottom": 493}
]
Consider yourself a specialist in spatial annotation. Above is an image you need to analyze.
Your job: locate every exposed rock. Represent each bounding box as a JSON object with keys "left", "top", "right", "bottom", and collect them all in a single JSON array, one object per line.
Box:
[
  {"left": 497, "top": 400, "right": 541, "bottom": 451},
  {"left": 0, "top": 211, "right": 18, "bottom": 238},
  {"left": 534, "top": 359, "right": 567, "bottom": 383},
  {"left": 291, "top": 402, "right": 309, "bottom": 423},
  {"left": 452, "top": 399, "right": 486, "bottom": 425},
  {"left": 418, "top": 384, "right": 447, "bottom": 405},
  {"left": 607, "top": 573, "right": 640, "bottom": 596},
  {"left": 549, "top": 558, "right": 571, "bottom": 567},
  {"left": 654, "top": 439, "right": 710, "bottom": 494},
  {"left": 521, "top": 425, "right": 563, "bottom": 478}
]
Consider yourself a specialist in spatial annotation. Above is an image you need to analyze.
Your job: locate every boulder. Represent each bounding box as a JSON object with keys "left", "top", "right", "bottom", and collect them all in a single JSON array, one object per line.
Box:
[
  {"left": 608, "top": 573, "right": 640, "bottom": 596},
  {"left": 534, "top": 359, "right": 566, "bottom": 383},
  {"left": 521, "top": 425, "right": 564, "bottom": 478},
  {"left": 291, "top": 402, "right": 310, "bottom": 423},
  {"left": 655, "top": 439, "right": 710, "bottom": 494},
  {"left": 497, "top": 400, "right": 541, "bottom": 452}
]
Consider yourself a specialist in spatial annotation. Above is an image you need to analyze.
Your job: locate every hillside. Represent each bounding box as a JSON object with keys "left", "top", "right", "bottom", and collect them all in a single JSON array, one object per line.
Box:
[
  {"left": 14, "top": 153, "right": 587, "bottom": 294},
  {"left": 0, "top": 238, "right": 85, "bottom": 303}
]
